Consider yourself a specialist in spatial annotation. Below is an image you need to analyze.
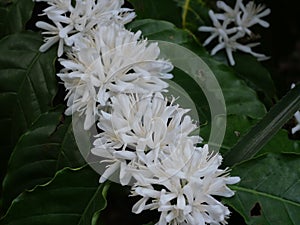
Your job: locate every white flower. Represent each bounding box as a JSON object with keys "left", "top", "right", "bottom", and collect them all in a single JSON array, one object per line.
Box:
[
  {"left": 34, "top": 0, "right": 73, "bottom": 13},
  {"left": 292, "top": 111, "right": 300, "bottom": 134},
  {"left": 58, "top": 24, "right": 173, "bottom": 129},
  {"left": 91, "top": 92, "right": 200, "bottom": 185},
  {"left": 36, "top": 0, "right": 135, "bottom": 56},
  {"left": 211, "top": 32, "right": 269, "bottom": 66},
  {"left": 237, "top": 1, "right": 271, "bottom": 32},
  {"left": 215, "top": 0, "right": 244, "bottom": 21},
  {"left": 215, "top": 0, "right": 270, "bottom": 33},
  {"left": 131, "top": 143, "right": 240, "bottom": 225},
  {"left": 58, "top": 54, "right": 100, "bottom": 129},
  {"left": 198, "top": 10, "right": 237, "bottom": 47},
  {"left": 198, "top": 0, "right": 270, "bottom": 65},
  {"left": 36, "top": 21, "right": 66, "bottom": 57}
]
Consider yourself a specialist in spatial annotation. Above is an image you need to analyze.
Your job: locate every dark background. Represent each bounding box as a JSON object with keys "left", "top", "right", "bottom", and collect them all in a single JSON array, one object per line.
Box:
[{"left": 263, "top": 0, "right": 300, "bottom": 96}]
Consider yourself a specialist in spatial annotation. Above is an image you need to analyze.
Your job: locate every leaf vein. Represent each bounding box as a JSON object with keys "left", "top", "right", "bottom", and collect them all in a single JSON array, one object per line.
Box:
[{"left": 233, "top": 186, "right": 300, "bottom": 207}]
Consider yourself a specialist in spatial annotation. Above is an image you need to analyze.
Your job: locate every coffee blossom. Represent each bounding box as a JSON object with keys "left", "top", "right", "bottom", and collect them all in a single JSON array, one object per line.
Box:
[
  {"left": 199, "top": 0, "right": 270, "bottom": 65},
  {"left": 35, "top": 0, "right": 135, "bottom": 56},
  {"left": 58, "top": 24, "right": 173, "bottom": 129},
  {"left": 131, "top": 143, "right": 240, "bottom": 225},
  {"left": 35, "top": 1, "right": 241, "bottom": 224},
  {"left": 91, "top": 92, "right": 200, "bottom": 185}
]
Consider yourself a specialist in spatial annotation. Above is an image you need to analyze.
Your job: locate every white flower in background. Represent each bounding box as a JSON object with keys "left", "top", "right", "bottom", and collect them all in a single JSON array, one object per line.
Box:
[
  {"left": 58, "top": 24, "right": 173, "bottom": 129},
  {"left": 198, "top": 0, "right": 270, "bottom": 65},
  {"left": 292, "top": 111, "right": 300, "bottom": 134},
  {"left": 237, "top": 1, "right": 271, "bottom": 33},
  {"left": 131, "top": 143, "right": 240, "bottom": 225},
  {"left": 91, "top": 92, "right": 200, "bottom": 185},
  {"left": 198, "top": 10, "right": 238, "bottom": 47},
  {"left": 291, "top": 83, "right": 300, "bottom": 134},
  {"left": 210, "top": 31, "right": 269, "bottom": 66},
  {"left": 35, "top": 0, "right": 135, "bottom": 56},
  {"left": 215, "top": 0, "right": 244, "bottom": 21}
]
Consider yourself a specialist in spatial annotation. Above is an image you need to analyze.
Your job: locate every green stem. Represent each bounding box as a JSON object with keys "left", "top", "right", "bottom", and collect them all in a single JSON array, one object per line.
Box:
[{"left": 182, "top": 0, "right": 190, "bottom": 28}]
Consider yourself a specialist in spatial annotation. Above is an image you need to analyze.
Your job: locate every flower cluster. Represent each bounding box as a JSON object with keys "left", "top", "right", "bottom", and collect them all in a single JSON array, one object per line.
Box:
[
  {"left": 131, "top": 143, "right": 240, "bottom": 225},
  {"left": 92, "top": 93, "right": 201, "bottom": 185},
  {"left": 199, "top": 0, "right": 271, "bottom": 65},
  {"left": 35, "top": 0, "right": 135, "bottom": 56},
  {"left": 57, "top": 24, "right": 173, "bottom": 129},
  {"left": 36, "top": 0, "right": 240, "bottom": 224}
]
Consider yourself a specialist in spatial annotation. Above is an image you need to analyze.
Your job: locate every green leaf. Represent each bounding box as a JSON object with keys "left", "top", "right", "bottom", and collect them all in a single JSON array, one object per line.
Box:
[
  {"left": 2, "top": 109, "right": 86, "bottom": 212},
  {"left": 199, "top": 115, "right": 256, "bottom": 154},
  {"left": 128, "top": 0, "right": 181, "bottom": 27},
  {"left": 224, "top": 153, "right": 300, "bottom": 225},
  {"left": 0, "top": 167, "right": 109, "bottom": 225},
  {"left": 0, "top": 0, "right": 34, "bottom": 38},
  {"left": 0, "top": 31, "right": 57, "bottom": 201},
  {"left": 202, "top": 56, "right": 266, "bottom": 118},
  {"left": 171, "top": 67, "right": 210, "bottom": 123},
  {"left": 233, "top": 53, "right": 276, "bottom": 102},
  {"left": 0, "top": 32, "right": 57, "bottom": 151},
  {"left": 260, "top": 130, "right": 300, "bottom": 155},
  {"left": 223, "top": 84, "right": 300, "bottom": 166},
  {"left": 201, "top": 114, "right": 300, "bottom": 156},
  {"left": 128, "top": 19, "right": 196, "bottom": 44}
]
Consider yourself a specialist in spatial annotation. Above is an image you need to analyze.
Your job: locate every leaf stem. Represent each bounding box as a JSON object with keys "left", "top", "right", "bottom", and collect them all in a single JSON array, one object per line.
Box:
[{"left": 182, "top": 0, "right": 190, "bottom": 28}]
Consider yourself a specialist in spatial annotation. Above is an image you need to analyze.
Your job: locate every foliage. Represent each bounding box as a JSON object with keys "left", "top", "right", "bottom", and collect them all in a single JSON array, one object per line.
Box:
[
  {"left": 0, "top": 0, "right": 34, "bottom": 38},
  {"left": 1, "top": 167, "right": 110, "bottom": 225},
  {"left": 224, "top": 153, "right": 300, "bottom": 225},
  {"left": 0, "top": 0, "right": 299, "bottom": 225}
]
